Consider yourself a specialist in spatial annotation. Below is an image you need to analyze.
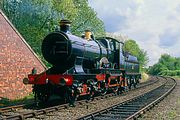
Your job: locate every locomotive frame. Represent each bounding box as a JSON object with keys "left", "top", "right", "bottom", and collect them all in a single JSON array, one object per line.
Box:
[{"left": 23, "top": 20, "right": 141, "bottom": 104}]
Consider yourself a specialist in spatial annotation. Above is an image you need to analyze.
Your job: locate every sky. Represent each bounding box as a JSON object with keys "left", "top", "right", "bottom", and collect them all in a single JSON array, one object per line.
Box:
[{"left": 88, "top": 0, "right": 180, "bottom": 66}]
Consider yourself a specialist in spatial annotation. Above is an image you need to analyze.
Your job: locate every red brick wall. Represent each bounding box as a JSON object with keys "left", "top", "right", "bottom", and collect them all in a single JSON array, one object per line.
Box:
[{"left": 0, "top": 10, "right": 46, "bottom": 99}]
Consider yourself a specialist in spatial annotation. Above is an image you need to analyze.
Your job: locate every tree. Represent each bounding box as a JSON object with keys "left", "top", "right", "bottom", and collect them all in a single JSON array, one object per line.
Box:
[
  {"left": 158, "top": 54, "right": 176, "bottom": 70},
  {"left": 1, "top": 0, "right": 105, "bottom": 66},
  {"left": 52, "top": 0, "right": 78, "bottom": 21},
  {"left": 0, "top": 1, "right": 3, "bottom": 8},
  {"left": 72, "top": 0, "right": 105, "bottom": 37},
  {"left": 148, "top": 54, "right": 180, "bottom": 76},
  {"left": 174, "top": 58, "right": 180, "bottom": 70}
]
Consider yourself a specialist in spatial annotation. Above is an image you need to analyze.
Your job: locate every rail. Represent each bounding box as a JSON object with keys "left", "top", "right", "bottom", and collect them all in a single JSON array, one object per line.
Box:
[
  {"left": 77, "top": 77, "right": 176, "bottom": 120},
  {"left": 0, "top": 76, "right": 159, "bottom": 120}
]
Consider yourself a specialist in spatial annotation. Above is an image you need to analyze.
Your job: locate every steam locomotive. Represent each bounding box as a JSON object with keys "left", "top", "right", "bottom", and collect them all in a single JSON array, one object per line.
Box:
[{"left": 23, "top": 20, "right": 141, "bottom": 104}]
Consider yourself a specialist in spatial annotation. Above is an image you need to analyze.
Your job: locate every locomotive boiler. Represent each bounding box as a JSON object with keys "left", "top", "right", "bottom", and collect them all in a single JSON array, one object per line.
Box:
[
  {"left": 23, "top": 19, "right": 141, "bottom": 104},
  {"left": 42, "top": 30, "right": 107, "bottom": 74}
]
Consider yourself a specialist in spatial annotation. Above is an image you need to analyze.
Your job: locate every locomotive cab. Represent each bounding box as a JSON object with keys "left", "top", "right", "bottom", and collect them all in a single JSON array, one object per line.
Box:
[{"left": 97, "top": 37, "right": 125, "bottom": 69}]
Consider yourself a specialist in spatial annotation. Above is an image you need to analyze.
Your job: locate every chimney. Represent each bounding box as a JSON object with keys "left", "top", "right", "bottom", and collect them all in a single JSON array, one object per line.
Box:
[{"left": 59, "top": 19, "right": 71, "bottom": 33}]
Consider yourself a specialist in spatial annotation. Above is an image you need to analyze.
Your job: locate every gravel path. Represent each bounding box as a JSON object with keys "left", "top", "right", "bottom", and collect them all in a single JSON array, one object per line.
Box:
[
  {"left": 140, "top": 78, "right": 180, "bottom": 120},
  {"left": 26, "top": 77, "right": 166, "bottom": 120}
]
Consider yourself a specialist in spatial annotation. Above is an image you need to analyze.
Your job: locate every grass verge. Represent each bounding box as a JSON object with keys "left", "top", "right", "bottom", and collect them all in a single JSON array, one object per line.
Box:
[{"left": 0, "top": 93, "right": 34, "bottom": 108}]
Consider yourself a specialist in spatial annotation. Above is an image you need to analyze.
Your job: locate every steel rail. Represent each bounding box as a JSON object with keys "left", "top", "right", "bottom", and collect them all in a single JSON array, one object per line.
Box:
[
  {"left": 126, "top": 77, "right": 176, "bottom": 120},
  {"left": 0, "top": 105, "right": 25, "bottom": 114},
  {"left": 0, "top": 76, "right": 157, "bottom": 114},
  {"left": 0, "top": 76, "right": 158, "bottom": 120},
  {"left": 77, "top": 76, "right": 176, "bottom": 120}
]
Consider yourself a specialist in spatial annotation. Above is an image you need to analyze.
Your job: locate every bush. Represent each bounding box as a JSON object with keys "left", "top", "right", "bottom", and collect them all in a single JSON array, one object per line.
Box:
[{"left": 160, "top": 70, "right": 180, "bottom": 76}]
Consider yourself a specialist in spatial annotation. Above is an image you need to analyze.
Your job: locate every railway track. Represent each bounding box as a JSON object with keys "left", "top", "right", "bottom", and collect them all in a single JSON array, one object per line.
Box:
[
  {"left": 0, "top": 105, "right": 25, "bottom": 114},
  {"left": 0, "top": 76, "right": 159, "bottom": 120},
  {"left": 78, "top": 77, "right": 176, "bottom": 120}
]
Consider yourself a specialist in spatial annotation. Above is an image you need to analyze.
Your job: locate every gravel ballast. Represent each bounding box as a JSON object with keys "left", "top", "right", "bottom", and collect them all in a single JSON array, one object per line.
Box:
[
  {"left": 140, "top": 78, "right": 180, "bottom": 120},
  {"left": 26, "top": 77, "right": 166, "bottom": 120}
]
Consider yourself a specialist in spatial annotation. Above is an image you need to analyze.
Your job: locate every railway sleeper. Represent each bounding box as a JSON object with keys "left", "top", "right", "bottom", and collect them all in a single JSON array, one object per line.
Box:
[
  {"left": 129, "top": 102, "right": 148, "bottom": 106},
  {"left": 108, "top": 111, "right": 135, "bottom": 115},
  {"left": 120, "top": 104, "right": 143, "bottom": 108},
  {"left": 96, "top": 113, "right": 128, "bottom": 119},
  {"left": 92, "top": 116, "right": 120, "bottom": 120},
  {"left": 115, "top": 107, "right": 140, "bottom": 111}
]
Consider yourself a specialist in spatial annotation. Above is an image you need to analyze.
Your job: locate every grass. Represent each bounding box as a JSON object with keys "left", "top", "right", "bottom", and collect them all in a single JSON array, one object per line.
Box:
[
  {"left": 172, "top": 76, "right": 180, "bottom": 80},
  {"left": 167, "top": 110, "right": 177, "bottom": 120},
  {"left": 177, "top": 98, "right": 180, "bottom": 105},
  {"left": 0, "top": 93, "right": 34, "bottom": 107}
]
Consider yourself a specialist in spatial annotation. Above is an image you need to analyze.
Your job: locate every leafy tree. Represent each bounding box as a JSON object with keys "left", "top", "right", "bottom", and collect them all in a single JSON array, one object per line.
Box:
[
  {"left": 1, "top": 0, "right": 105, "bottom": 67},
  {"left": 174, "top": 58, "right": 180, "bottom": 70},
  {"left": 158, "top": 54, "right": 176, "bottom": 70},
  {"left": 0, "top": 1, "right": 3, "bottom": 8},
  {"left": 72, "top": 0, "right": 105, "bottom": 37},
  {"left": 148, "top": 54, "right": 180, "bottom": 76},
  {"left": 52, "top": 0, "right": 78, "bottom": 21},
  {"left": 138, "top": 50, "right": 149, "bottom": 67}
]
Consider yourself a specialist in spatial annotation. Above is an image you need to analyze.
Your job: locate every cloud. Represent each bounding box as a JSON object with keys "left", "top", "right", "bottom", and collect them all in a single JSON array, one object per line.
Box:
[
  {"left": 159, "top": 29, "right": 179, "bottom": 48},
  {"left": 89, "top": 0, "right": 180, "bottom": 66},
  {"left": 103, "top": 15, "right": 127, "bottom": 32},
  {"left": 89, "top": 0, "right": 137, "bottom": 32}
]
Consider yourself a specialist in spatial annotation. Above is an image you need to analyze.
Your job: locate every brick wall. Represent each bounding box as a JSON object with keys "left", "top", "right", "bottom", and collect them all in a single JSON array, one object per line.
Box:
[{"left": 0, "top": 10, "right": 46, "bottom": 99}]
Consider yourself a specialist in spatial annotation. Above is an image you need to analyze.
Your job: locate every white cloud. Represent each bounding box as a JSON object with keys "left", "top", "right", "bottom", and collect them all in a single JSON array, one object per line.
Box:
[{"left": 89, "top": 0, "right": 180, "bottom": 66}]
